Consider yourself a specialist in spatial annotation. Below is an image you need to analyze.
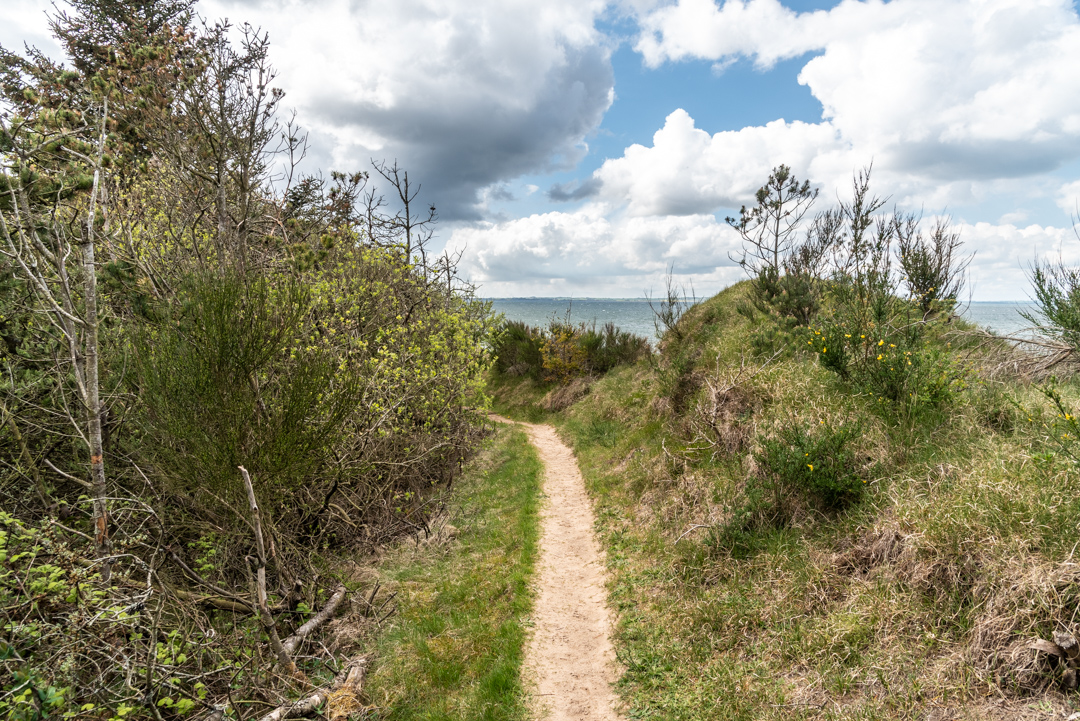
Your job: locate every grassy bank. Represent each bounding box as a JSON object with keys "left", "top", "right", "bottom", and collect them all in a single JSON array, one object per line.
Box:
[
  {"left": 489, "top": 281, "right": 1080, "bottom": 720},
  {"left": 365, "top": 422, "right": 542, "bottom": 720}
]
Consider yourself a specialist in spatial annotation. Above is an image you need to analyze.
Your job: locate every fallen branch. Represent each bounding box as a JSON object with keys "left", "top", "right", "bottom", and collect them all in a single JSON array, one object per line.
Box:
[
  {"left": 282, "top": 586, "right": 347, "bottom": 656},
  {"left": 240, "top": 465, "right": 304, "bottom": 682},
  {"left": 170, "top": 587, "right": 254, "bottom": 615},
  {"left": 169, "top": 548, "right": 256, "bottom": 612},
  {"left": 257, "top": 656, "right": 368, "bottom": 721}
]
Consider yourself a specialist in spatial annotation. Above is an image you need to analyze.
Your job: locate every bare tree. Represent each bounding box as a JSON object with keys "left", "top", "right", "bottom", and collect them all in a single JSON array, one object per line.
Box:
[
  {"left": 371, "top": 159, "right": 438, "bottom": 265},
  {"left": 0, "top": 98, "right": 113, "bottom": 579}
]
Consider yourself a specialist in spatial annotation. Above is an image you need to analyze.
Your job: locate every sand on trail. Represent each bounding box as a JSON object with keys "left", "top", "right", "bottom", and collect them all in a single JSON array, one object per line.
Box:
[{"left": 492, "top": 415, "right": 622, "bottom": 721}]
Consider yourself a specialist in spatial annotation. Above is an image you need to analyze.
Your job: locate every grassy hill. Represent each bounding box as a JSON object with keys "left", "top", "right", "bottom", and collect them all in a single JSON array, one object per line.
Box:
[{"left": 490, "top": 280, "right": 1080, "bottom": 720}]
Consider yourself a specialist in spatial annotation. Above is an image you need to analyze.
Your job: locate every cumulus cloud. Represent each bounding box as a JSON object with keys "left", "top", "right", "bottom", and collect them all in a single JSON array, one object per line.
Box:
[
  {"left": 448, "top": 205, "right": 744, "bottom": 294},
  {"left": 202, "top": 0, "right": 616, "bottom": 219},
  {"left": 594, "top": 109, "right": 847, "bottom": 215},
  {"left": 451, "top": 211, "right": 1080, "bottom": 300},
  {"left": 959, "top": 221, "right": 1080, "bottom": 300},
  {"left": 1058, "top": 180, "right": 1080, "bottom": 216},
  {"left": 594, "top": 0, "right": 1080, "bottom": 217}
]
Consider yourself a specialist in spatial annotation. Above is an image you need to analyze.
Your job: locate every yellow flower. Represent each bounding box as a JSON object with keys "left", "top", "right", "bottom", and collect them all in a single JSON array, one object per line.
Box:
[
  {"left": 807, "top": 464, "right": 814, "bottom": 471},
  {"left": 822, "top": 347, "right": 827, "bottom": 353},
  {"left": 877, "top": 354, "right": 883, "bottom": 360},
  {"left": 878, "top": 340, "right": 884, "bottom": 346}
]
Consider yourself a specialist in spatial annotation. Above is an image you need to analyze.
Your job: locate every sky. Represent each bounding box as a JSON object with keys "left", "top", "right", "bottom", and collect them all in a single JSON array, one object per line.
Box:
[{"left": 4, "top": 0, "right": 1080, "bottom": 300}]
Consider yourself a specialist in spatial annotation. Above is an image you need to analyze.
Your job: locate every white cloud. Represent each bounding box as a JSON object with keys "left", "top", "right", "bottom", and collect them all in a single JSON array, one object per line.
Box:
[
  {"left": 453, "top": 210, "right": 1080, "bottom": 300},
  {"left": 603, "top": 0, "right": 1080, "bottom": 218},
  {"left": 0, "top": 0, "right": 61, "bottom": 58},
  {"left": 449, "top": 205, "right": 745, "bottom": 295},
  {"left": 1058, "top": 180, "right": 1080, "bottom": 216},
  {"left": 960, "top": 221, "right": 1080, "bottom": 300},
  {"left": 594, "top": 109, "right": 847, "bottom": 215}
]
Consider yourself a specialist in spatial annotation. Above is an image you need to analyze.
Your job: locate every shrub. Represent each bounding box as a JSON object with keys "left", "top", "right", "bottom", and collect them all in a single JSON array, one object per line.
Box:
[
  {"left": 896, "top": 216, "right": 970, "bottom": 317},
  {"left": 492, "top": 320, "right": 544, "bottom": 378},
  {"left": 577, "top": 321, "right": 651, "bottom": 374},
  {"left": 493, "top": 316, "right": 650, "bottom": 385},
  {"left": 1023, "top": 254, "right": 1080, "bottom": 351},
  {"left": 755, "top": 422, "right": 865, "bottom": 511},
  {"left": 812, "top": 313, "right": 966, "bottom": 418},
  {"left": 540, "top": 319, "right": 589, "bottom": 383}
]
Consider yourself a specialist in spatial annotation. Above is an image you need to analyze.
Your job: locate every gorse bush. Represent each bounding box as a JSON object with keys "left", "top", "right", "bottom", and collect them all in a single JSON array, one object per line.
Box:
[
  {"left": 1024, "top": 257, "right": 1080, "bottom": 351},
  {"left": 492, "top": 320, "right": 544, "bottom": 379},
  {"left": 541, "top": 320, "right": 590, "bottom": 383},
  {"left": 756, "top": 422, "right": 865, "bottom": 512},
  {"left": 493, "top": 315, "right": 650, "bottom": 384},
  {"left": 577, "top": 321, "right": 652, "bottom": 374}
]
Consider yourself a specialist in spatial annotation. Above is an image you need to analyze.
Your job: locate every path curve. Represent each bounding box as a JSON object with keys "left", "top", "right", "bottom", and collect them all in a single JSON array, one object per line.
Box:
[{"left": 493, "top": 415, "right": 622, "bottom": 721}]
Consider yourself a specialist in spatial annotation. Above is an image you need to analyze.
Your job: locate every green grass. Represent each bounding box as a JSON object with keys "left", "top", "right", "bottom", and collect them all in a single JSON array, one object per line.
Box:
[
  {"left": 366, "top": 423, "right": 542, "bottom": 720},
  {"left": 488, "top": 280, "right": 1080, "bottom": 720}
]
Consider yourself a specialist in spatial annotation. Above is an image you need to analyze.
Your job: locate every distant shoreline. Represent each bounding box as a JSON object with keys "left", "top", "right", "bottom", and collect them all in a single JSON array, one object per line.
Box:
[{"left": 483, "top": 297, "right": 1032, "bottom": 304}]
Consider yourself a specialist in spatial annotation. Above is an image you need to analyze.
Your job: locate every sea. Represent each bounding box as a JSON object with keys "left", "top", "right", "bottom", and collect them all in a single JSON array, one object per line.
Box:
[{"left": 488, "top": 297, "right": 1039, "bottom": 342}]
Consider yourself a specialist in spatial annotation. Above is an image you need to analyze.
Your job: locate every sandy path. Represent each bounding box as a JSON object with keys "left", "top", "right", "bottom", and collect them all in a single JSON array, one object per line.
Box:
[{"left": 492, "top": 415, "right": 622, "bottom": 720}]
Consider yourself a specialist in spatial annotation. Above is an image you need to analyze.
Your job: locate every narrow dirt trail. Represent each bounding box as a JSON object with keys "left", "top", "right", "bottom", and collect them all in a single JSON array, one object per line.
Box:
[{"left": 492, "top": 415, "right": 622, "bottom": 720}]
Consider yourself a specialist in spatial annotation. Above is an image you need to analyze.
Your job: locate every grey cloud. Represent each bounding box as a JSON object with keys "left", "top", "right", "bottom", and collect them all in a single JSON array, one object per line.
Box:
[
  {"left": 547, "top": 176, "right": 602, "bottom": 201},
  {"left": 890, "top": 138, "right": 1080, "bottom": 182},
  {"left": 311, "top": 43, "right": 614, "bottom": 221}
]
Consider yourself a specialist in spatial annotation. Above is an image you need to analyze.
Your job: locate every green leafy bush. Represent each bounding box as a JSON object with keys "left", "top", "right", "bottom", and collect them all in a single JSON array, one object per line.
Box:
[
  {"left": 812, "top": 313, "right": 966, "bottom": 417},
  {"left": 577, "top": 321, "right": 651, "bottom": 374},
  {"left": 491, "top": 320, "right": 544, "bottom": 379},
  {"left": 755, "top": 422, "right": 865, "bottom": 511},
  {"left": 492, "top": 317, "right": 650, "bottom": 384}
]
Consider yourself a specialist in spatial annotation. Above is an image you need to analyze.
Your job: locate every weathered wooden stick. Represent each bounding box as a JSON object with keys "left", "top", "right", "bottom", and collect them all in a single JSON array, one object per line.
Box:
[
  {"left": 256, "top": 657, "right": 368, "bottom": 721},
  {"left": 240, "top": 465, "right": 303, "bottom": 680},
  {"left": 282, "top": 586, "right": 347, "bottom": 656}
]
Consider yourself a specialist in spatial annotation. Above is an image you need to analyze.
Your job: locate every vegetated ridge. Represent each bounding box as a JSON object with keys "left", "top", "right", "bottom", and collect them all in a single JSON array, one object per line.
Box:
[{"left": 489, "top": 166, "right": 1080, "bottom": 720}]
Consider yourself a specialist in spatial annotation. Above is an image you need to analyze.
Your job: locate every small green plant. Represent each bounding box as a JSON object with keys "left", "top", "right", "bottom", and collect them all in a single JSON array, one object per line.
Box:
[{"left": 755, "top": 422, "right": 865, "bottom": 511}]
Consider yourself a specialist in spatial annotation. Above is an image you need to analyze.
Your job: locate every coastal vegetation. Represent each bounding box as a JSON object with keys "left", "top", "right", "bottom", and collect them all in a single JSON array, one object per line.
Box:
[
  {"left": 0, "top": 0, "right": 503, "bottom": 717},
  {"left": 490, "top": 166, "right": 1080, "bottom": 718}
]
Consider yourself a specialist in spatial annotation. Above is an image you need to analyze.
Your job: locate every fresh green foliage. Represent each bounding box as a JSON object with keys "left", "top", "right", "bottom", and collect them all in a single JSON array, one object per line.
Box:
[
  {"left": 492, "top": 315, "right": 650, "bottom": 385},
  {"left": 0, "top": 0, "right": 494, "bottom": 716}
]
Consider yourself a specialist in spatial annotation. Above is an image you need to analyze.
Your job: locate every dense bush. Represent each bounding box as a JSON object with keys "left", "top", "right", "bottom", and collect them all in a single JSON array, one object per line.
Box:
[
  {"left": 492, "top": 316, "right": 650, "bottom": 384},
  {"left": 492, "top": 320, "right": 544, "bottom": 378},
  {"left": 755, "top": 422, "right": 865, "bottom": 511},
  {"left": 577, "top": 321, "right": 652, "bottom": 374},
  {"left": 0, "top": 1, "right": 494, "bottom": 716}
]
